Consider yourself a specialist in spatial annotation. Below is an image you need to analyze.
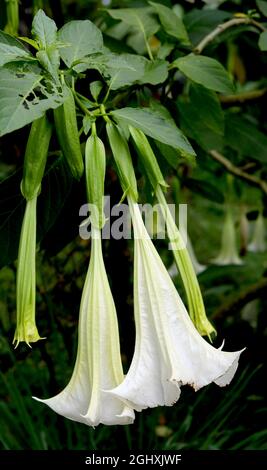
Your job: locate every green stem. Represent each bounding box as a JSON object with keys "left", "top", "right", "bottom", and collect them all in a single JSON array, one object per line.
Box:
[{"left": 73, "top": 91, "right": 94, "bottom": 118}]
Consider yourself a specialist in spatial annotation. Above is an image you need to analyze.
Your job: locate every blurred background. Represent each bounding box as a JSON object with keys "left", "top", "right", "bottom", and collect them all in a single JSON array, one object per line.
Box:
[{"left": 0, "top": 0, "right": 266, "bottom": 450}]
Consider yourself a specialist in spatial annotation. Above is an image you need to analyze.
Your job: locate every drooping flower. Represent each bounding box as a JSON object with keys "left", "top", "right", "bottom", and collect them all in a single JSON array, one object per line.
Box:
[
  {"left": 128, "top": 125, "right": 214, "bottom": 337},
  {"left": 13, "top": 196, "right": 43, "bottom": 347},
  {"left": 248, "top": 212, "right": 266, "bottom": 253},
  {"left": 213, "top": 206, "right": 243, "bottom": 265},
  {"left": 34, "top": 129, "right": 135, "bottom": 426},
  {"left": 34, "top": 226, "right": 135, "bottom": 426},
  {"left": 108, "top": 198, "right": 243, "bottom": 411}
]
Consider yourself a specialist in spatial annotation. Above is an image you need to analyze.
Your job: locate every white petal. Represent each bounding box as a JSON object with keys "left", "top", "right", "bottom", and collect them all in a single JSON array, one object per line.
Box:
[
  {"left": 35, "top": 227, "right": 134, "bottom": 426},
  {"left": 110, "top": 200, "right": 243, "bottom": 410}
]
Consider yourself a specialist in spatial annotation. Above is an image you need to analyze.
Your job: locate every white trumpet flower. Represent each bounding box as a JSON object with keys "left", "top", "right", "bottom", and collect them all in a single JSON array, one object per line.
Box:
[
  {"left": 213, "top": 207, "right": 243, "bottom": 266},
  {"left": 109, "top": 198, "right": 243, "bottom": 411},
  {"left": 34, "top": 226, "right": 135, "bottom": 426},
  {"left": 248, "top": 213, "right": 266, "bottom": 253}
]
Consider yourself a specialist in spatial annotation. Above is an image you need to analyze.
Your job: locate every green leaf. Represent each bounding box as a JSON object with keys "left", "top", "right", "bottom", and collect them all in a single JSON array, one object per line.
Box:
[
  {"left": 177, "top": 99, "right": 223, "bottom": 152},
  {"left": 259, "top": 31, "right": 267, "bottom": 51},
  {"left": 75, "top": 53, "right": 168, "bottom": 89},
  {"left": 32, "top": 9, "right": 57, "bottom": 49},
  {"left": 106, "top": 7, "right": 160, "bottom": 53},
  {"left": 157, "top": 42, "right": 175, "bottom": 59},
  {"left": 0, "top": 30, "right": 32, "bottom": 67},
  {"left": 90, "top": 81, "right": 103, "bottom": 101},
  {"left": 0, "top": 66, "right": 65, "bottom": 136},
  {"left": 149, "top": 1, "right": 190, "bottom": 45},
  {"left": 173, "top": 53, "right": 234, "bottom": 94},
  {"left": 154, "top": 140, "right": 196, "bottom": 168},
  {"left": 83, "top": 115, "right": 93, "bottom": 135},
  {"left": 141, "top": 59, "right": 168, "bottom": 85},
  {"left": 189, "top": 83, "right": 224, "bottom": 135},
  {"left": 36, "top": 49, "right": 60, "bottom": 81},
  {"left": 58, "top": 20, "right": 103, "bottom": 68},
  {"left": 256, "top": 0, "right": 267, "bottom": 17},
  {"left": 225, "top": 114, "right": 267, "bottom": 164},
  {"left": 111, "top": 106, "right": 196, "bottom": 157},
  {"left": 184, "top": 9, "right": 230, "bottom": 45}
]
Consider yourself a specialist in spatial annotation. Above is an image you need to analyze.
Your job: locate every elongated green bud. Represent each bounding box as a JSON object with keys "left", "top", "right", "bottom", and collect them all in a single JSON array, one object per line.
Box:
[
  {"left": 21, "top": 114, "right": 52, "bottom": 201},
  {"left": 129, "top": 126, "right": 168, "bottom": 190},
  {"left": 106, "top": 122, "right": 138, "bottom": 202},
  {"left": 85, "top": 126, "right": 106, "bottom": 229},
  {"left": 13, "top": 196, "right": 45, "bottom": 347},
  {"left": 54, "top": 85, "right": 84, "bottom": 180},
  {"left": 5, "top": 0, "right": 19, "bottom": 36}
]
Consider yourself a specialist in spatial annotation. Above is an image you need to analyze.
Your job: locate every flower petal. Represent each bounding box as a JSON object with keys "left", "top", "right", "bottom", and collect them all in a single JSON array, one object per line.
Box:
[
  {"left": 109, "top": 200, "right": 243, "bottom": 411},
  {"left": 34, "top": 227, "right": 134, "bottom": 426}
]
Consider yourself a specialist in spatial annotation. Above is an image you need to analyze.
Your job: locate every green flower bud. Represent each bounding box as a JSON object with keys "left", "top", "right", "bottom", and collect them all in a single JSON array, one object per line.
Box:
[
  {"left": 85, "top": 125, "right": 106, "bottom": 229},
  {"left": 129, "top": 126, "right": 168, "bottom": 190},
  {"left": 54, "top": 85, "right": 84, "bottom": 180},
  {"left": 106, "top": 122, "right": 138, "bottom": 202},
  {"left": 21, "top": 114, "right": 52, "bottom": 201},
  {"left": 13, "top": 196, "right": 44, "bottom": 347}
]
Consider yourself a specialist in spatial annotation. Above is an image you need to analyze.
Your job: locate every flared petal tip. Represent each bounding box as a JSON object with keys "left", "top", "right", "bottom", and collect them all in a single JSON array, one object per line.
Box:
[
  {"left": 81, "top": 406, "right": 135, "bottom": 426},
  {"left": 214, "top": 348, "right": 245, "bottom": 387},
  {"left": 13, "top": 332, "right": 46, "bottom": 349},
  {"left": 212, "top": 257, "right": 244, "bottom": 266}
]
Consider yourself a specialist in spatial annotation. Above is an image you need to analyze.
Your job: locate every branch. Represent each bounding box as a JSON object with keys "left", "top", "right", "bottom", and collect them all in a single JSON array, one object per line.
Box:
[
  {"left": 219, "top": 88, "right": 267, "bottom": 104},
  {"left": 195, "top": 17, "right": 266, "bottom": 54},
  {"left": 209, "top": 149, "right": 267, "bottom": 196},
  {"left": 211, "top": 278, "right": 267, "bottom": 320}
]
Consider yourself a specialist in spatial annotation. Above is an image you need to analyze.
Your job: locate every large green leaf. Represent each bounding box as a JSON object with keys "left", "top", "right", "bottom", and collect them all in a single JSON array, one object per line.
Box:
[
  {"left": 149, "top": 1, "right": 190, "bottom": 45},
  {"left": 189, "top": 83, "right": 224, "bottom": 135},
  {"left": 173, "top": 54, "right": 234, "bottom": 94},
  {"left": 225, "top": 114, "right": 267, "bottom": 164},
  {"left": 111, "top": 106, "right": 196, "bottom": 156},
  {"left": 31, "top": 10, "right": 60, "bottom": 80},
  {"left": 0, "top": 65, "right": 64, "bottom": 136},
  {"left": 32, "top": 9, "right": 57, "bottom": 49},
  {"left": 0, "top": 30, "right": 32, "bottom": 67},
  {"left": 75, "top": 52, "right": 168, "bottom": 89},
  {"left": 58, "top": 20, "right": 103, "bottom": 68},
  {"left": 106, "top": 7, "right": 160, "bottom": 53}
]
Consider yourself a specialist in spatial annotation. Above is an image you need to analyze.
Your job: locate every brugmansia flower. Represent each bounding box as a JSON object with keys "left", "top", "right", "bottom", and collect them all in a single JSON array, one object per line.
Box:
[
  {"left": 213, "top": 206, "right": 243, "bottom": 265},
  {"left": 248, "top": 212, "right": 266, "bottom": 253},
  {"left": 128, "top": 126, "right": 213, "bottom": 337},
  {"left": 34, "top": 226, "right": 135, "bottom": 426},
  {"left": 13, "top": 196, "right": 43, "bottom": 347},
  {"left": 34, "top": 130, "right": 135, "bottom": 426},
  {"left": 108, "top": 198, "right": 243, "bottom": 411}
]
